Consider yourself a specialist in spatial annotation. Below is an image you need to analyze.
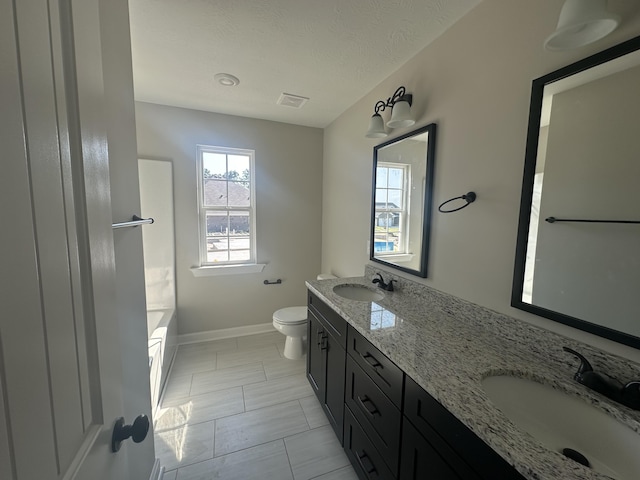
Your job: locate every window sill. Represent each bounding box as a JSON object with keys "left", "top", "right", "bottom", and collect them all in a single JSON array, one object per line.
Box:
[
  {"left": 374, "top": 253, "right": 415, "bottom": 262},
  {"left": 190, "top": 264, "right": 266, "bottom": 277}
]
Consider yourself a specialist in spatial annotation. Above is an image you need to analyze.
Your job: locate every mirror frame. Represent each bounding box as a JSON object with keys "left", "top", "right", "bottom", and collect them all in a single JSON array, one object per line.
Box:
[
  {"left": 512, "top": 35, "right": 640, "bottom": 350},
  {"left": 370, "top": 123, "right": 437, "bottom": 278}
]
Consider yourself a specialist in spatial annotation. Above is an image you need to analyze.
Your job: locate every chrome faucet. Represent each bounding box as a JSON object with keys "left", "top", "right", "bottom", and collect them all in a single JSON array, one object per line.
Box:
[
  {"left": 563, "top": 347, "right": 640, "bottom": 410},
  {"left": 372, "top": 273, "right": 396, "bottom": 292}
]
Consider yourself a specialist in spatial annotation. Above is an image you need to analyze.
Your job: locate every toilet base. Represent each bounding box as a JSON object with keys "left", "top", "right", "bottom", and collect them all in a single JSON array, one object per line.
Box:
[{"left": 283, "top": 336, "right": 304, "bottom": 360}]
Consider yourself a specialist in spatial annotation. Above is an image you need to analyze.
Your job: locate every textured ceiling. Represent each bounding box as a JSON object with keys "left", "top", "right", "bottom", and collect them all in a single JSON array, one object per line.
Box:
[{"left": 128, "top": 0, "right": 481, "bottom": 128}]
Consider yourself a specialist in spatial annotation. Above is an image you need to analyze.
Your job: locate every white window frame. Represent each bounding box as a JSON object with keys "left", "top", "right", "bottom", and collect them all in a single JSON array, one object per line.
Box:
[
  {"left": 192, "top": 145, "right": 264, "bottom": 276},
  {"left": 374, "top": 162, "right": 410, "bottom": 257}
]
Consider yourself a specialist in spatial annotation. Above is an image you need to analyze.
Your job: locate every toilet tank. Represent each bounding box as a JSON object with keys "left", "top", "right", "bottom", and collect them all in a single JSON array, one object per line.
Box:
[{"left": 317, "top": 273, "right": 337, "bottom": 280}]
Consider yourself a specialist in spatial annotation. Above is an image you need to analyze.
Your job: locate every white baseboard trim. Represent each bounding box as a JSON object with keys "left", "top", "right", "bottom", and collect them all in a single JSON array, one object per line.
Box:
[
  {"left": 177, "top": 322, "right": 276, "bottom": 345},
  {"left": 149, "top": 459, "right": 163, "bottom": 480}
]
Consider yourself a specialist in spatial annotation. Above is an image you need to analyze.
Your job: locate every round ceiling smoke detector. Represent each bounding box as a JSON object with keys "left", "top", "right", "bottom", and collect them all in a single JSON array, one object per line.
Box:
[{"left": 214, "top": 73, "right": 240, "bottom": 87}]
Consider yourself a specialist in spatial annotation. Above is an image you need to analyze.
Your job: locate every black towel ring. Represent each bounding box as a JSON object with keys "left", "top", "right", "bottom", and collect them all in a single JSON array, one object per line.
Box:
[{"left": 438, "top": 192, "right": 476, "bottom": 213}]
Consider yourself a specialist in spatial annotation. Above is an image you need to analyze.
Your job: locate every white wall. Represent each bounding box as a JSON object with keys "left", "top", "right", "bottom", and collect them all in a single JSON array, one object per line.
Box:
[
  {"left": 322, "top": 0, "right": 640, "bottom": 362},
  {"left": 135, "top": 103, "right": 324, "bottom": 335}
]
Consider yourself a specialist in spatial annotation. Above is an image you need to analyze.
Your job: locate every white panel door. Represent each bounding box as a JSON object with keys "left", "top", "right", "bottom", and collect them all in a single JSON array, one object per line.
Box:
[{"left": 0, "top": 0, "right": 148, "bottom": 478}]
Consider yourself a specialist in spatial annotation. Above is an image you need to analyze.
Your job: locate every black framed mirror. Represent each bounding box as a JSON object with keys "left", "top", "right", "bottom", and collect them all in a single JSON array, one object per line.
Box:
[
  {"left": 512, "top": 35, "right": 640, "bottom": 349},
  {"left": 370, "top": 123, "right": 436, "bottom": 278}
]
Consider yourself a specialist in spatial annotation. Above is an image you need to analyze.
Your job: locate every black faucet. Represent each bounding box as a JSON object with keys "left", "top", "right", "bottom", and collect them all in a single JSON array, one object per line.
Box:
[
  {"left": 372, "top": 273, "right": 396, "bottom": 292},
  {"left": 563, "top": 347, "right": 640, "bottom": 410}
]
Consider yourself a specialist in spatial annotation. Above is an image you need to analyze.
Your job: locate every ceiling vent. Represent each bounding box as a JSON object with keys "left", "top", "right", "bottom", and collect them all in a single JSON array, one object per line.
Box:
[{"left": 277, "top": 93, "right": 309, "bottom": 109}]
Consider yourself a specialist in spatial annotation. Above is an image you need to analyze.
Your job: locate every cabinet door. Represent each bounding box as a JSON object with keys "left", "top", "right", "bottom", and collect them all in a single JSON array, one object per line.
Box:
[
  {"left": 404, "top": 377, "right": 524, "bottom": 480},
  {"left": 324, "top": 331, "right": 346, "bottom": 441},
  {"left": 399, "top": 419, "right": 464, "bottom": 480},
  {"left": 307, "top": 309, "right": 325, "bottom": 401}
]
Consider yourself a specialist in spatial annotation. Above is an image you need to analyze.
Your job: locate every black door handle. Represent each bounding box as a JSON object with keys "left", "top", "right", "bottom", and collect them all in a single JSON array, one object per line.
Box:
[{"left": 112, "top": 414, "right": 150, "bottom": 452}]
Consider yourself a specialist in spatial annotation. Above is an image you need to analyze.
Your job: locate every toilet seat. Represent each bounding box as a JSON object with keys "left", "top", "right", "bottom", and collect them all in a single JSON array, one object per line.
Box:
[
  {"left": 273, "top": 306, "right": 307, "bottom": 325},
  {"left": 274, "top": 318, "right": 306, "bottom": 326}
]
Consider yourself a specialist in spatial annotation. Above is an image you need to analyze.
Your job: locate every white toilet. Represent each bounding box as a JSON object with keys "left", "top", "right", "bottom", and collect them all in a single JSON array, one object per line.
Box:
[{"left": 273, "top": 274, "right": 336, "bottom": 360}]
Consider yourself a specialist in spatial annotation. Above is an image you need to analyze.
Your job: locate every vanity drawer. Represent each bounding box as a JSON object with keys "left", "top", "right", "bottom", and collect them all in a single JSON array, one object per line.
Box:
[
  {"left": 344, "top": 407, "right": 395, "bottom": 480},
  {"left": 347, "top": 326, "right": 404, "bottom": 407},
  {"left": 404, "top": 377, "right": 525, "bottom": 480},
  {"left": 346, "top": 356, "right": 401, "bottom": 473},
  {"left": 308, "top": 291, "right": 347, "bottom": 347}
]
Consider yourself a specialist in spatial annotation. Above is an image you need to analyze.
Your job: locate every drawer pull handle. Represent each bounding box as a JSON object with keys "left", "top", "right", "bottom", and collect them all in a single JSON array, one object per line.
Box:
[
  {"left": 357, "top": 451, "right": 377, "bottom": 475},
  {"left": 316, "top": 330, "right": 328, "bottom": 350},
  {"left": 357, "top": 395, "right": 380, "bottom": 417},
  {"left": 362, "top": 352, "right": 382, "bottom": 369}
]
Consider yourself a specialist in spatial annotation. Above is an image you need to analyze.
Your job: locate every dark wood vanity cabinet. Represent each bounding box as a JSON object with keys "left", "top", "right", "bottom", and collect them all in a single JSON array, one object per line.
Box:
[
  {"left": 399, "top": 418, "right": 476, "bottom": 480},
  {"left": 307, "top": 292, "right": 347, "bottom": 442},
  {"left": 403, "top": 377, "right": 525, "bottom": 480},
  {"left": 401, "top": 378, "right": 481, "bottom": 480},
  {"left": 306, "top": 291, "right": 525, "bottom": 480}
]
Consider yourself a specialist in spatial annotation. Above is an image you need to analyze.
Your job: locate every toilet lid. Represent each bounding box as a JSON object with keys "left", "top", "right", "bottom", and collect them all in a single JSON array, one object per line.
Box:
[{"left": 273, "top": 306, "right": 307, "bottom": 324}]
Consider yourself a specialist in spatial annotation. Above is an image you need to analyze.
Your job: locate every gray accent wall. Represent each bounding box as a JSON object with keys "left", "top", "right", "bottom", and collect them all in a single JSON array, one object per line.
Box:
[{"left": 135, "top": 103, "right": 323, "bottom": 334}]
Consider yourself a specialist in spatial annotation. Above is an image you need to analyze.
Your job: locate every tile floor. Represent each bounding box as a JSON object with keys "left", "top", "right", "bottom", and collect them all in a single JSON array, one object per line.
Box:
[{"left": 155, "top": 331, "right": 358, "bottom": 480}]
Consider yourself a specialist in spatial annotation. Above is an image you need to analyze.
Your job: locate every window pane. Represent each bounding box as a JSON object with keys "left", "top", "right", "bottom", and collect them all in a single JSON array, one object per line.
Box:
[
  {"left": 206, "top": 212, "right": 230, "bottom": 263},
  {"left": 375, "top": 167, "right": 388, "bottom": 188},
  {"left": 375, "top": 189, "right": 388, "bottom": 206},
  {"left": 206, "top": 212, "right": 228, "bottom": 234},
  {"left": 229, "top": 211, "right": 250, "bottom": 236},
  {"left": 228, "top": 182, "right": 250, "bottom": 207},
  {"left": 203, "top": 178, "right": 228, "bottom": 206},
  {"left": 228, "top": 155, "right": 250, "bottom": 180},
  {"left": 230, "top": 250, "right": 251, "bottom": 262},
  {"left": 202, "top": 152, "right": 227, "bottom": 178},
  {"left": 373, "top": 230, "right": 393, "bottom": 252},
  {"left": 388, "top": 189, "right": 403, "bottom": 209},
  {"left": 375, "top": 213, "right": 392, "bottom": 228},
  {"left": 207, "top": 250, "right": 230, "bottom": 263},
  {"left": 388, "top": 168, "right": 404, "bottom": 188}
]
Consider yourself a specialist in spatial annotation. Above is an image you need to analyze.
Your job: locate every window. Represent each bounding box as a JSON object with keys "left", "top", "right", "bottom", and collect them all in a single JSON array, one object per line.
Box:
[
  {"left": 196, "top": 145, "right": 257, "bottom": 268},
  {"left": 373, "top": 163, "right": 409, "bottom": 255}
]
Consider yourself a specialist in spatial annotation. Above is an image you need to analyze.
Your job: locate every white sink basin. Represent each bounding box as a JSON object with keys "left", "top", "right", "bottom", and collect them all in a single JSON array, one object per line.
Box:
[
  {"left": 332, "top": 284, "right": 384, "bottom": 302},
  {"left": 482, "top": 375, "right": 640, "bottom": 479}
]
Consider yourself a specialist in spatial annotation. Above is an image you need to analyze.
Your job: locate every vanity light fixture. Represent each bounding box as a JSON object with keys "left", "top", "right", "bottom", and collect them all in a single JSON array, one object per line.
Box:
[
  {"left": 544, "top": 0, "right": 620, "bottom": 51},
  {"left": 365, "top": 86, "right": 415, "bottom": 138}
]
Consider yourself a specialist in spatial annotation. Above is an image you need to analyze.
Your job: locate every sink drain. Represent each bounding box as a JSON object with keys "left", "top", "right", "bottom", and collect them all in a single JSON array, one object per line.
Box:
[{"left": 562, "top": 448, "right": 591, "bottom": 468}]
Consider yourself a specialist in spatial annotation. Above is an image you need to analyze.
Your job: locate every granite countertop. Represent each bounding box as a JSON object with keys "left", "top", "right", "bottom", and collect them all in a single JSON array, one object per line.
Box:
[{"left": 306, "top": 275, "right": 640, "bottom": 480}]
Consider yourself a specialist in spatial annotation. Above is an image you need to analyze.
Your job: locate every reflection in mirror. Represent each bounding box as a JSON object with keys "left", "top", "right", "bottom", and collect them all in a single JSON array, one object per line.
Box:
[
  {"left": 512, "top": 36, "right": 640, "bottom": 348},
  {"left": 369, "top": 303, "right": 398, "bottom": 331},
  {"left": 370, "top": 124, "right": 436, "bottom": 278}
]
